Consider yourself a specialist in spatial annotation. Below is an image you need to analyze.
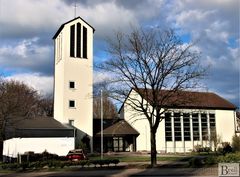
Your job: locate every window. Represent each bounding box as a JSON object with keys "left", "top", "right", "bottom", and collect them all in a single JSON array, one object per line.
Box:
[
  {"left": 192, "top": 113, "right": 200, "bottom": 140},
  {"left": 183, "top": 113, "right": 191, "bottom": 141},
  {"left": 70, "top": 25, "right": 75, "bottom": 57},
  {"left": 209, "top": 114, "right": 216, "bottom": 138},
  {"left": 69, "top": 119, "right": 74, "bottom": 126},
  {"left": 69, "top": 81, "right": 75, "bottom": 89},
  {"left": 76, "top": 23, "right": 81, "bottom": 58},
  {"left": 165, "top": 113, "right": 172, "bottom": 141},
  {"left": 83, "top": 26, "right": 87, "bottom": 58},
  {"left": 69, "top": 100, "right": 75, "bottom": 108},
  {"left": 113, "top": 137, "right": 123, "bottom": 152},
  {"left": 201, "top": 113, "right": 208, "bottom": 140},
  {"left": 174, "top": 113, "right": 181, "bottom": 141}
]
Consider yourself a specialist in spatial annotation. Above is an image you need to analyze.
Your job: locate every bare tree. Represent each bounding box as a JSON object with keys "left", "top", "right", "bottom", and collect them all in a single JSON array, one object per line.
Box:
[
  {"left": 93, "top": 90, "right": 118, "bottom": 119},
  {"left": 38, "top": 95, "right": 54, "bottom": 117},
  {"left": 100, "top": 28, "right": 205, "bottom": 166},
  {"left": 0, "top": 78, "right": 42, "bottom": 156}
]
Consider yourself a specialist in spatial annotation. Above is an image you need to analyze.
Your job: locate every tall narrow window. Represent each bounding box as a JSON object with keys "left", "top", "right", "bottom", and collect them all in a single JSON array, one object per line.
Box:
[
  {"left": 201, "top": 114, "right": 208, "bottom": 140},
  {"left": 209, "top": 114, "right": 216, "bottom": 139},
  {"left": 192, "top": 113, "right": 199, "bottom": 140},
  {"left": 77, "top": 23, "right": 81, "bottom": 58},
  {"left": 183, "top": 113, "right": 191, "bottom": 141},
  {"left": 165, "top": 113, "right": 172, "bottom": 141},
  {"left": 174, "top": 113, "right": 181, "bottom": 141},
  {"left": 70, "top": 25, "right": 75, "bottom": 57},
  {"left": 83, "top": 26, "right": 87, "bottom": 58}
]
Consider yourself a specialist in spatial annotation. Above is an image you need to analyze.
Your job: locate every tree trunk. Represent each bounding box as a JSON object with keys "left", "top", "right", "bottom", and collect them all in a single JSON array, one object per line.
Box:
[
  {"left": 150, "top": 129, "right": 157, "bottom": 167},
  {"left": 0, "top": 140, "right": 3, "bottom": 161}
]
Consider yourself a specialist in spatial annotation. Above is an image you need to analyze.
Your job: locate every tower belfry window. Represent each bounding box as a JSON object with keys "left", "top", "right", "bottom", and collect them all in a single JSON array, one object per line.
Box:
[
  {"left": 70, "top": 24, "right": 75, "bottom": 57},
  {"left": 76, "top": 23, "right": 81, "bottom": 58},
  {"left": 83, "top": 26, "right": 87, "bottom": 58}
]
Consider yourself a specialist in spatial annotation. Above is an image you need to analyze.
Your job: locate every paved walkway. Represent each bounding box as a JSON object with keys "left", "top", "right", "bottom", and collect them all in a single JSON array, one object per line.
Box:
[{"left": 0, "top": 166, "right": 218, "bottom": 177}]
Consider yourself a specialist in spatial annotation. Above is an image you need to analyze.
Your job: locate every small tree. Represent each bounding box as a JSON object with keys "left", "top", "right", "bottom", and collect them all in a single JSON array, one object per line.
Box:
[
  {"left": 232, "top": 135, "right": 240, "bottom": 152},
  {"left": 100, "top": 27, "right": 205, "bottom": 166},
  {"left": 211, "top": 133, "right": 222, "bottom": 152}
]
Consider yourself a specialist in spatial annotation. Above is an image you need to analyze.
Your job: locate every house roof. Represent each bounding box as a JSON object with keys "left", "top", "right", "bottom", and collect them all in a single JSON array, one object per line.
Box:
[
  {"left": 119, "top": 88, "right": 236, "bottom": 112},
  {"left": 5, "top": 117, "right": 74, "bottom": 139},
  {"left": 52, "top": 16, "right": 95, "bottom": 39},
  {"left": 16, "top": 117, "right": 73, "bottom": 129},
  {"left": 96, "top": 119, "right": 139, "bottom": 137}
]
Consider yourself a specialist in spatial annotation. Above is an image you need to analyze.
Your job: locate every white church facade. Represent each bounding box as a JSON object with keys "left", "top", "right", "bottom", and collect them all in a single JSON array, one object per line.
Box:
[{"left": 119, "top": 89, "right": 238, "bottom": 153}]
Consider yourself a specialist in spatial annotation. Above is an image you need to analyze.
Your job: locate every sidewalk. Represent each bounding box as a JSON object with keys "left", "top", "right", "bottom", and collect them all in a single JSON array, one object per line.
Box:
[{"left": 0, "top": 167, "right": 219, "bottom": 177}]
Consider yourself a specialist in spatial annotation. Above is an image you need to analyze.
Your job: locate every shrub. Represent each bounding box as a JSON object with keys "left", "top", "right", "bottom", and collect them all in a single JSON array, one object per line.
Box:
[
  {"left": 218, "top": 152, "right": 240, "bottom": 163},
  {"left": 205, "top": 156, "right": 217, "bottom": 165},
  {"left": 189, "top": 157, "right": 205, "bottom": 167},
  {"left": 111, "top": 159, "right": 120, "bottom": 166},
  {"left": 193, "top": 145, "right": 211, "bottom": 153},
  {"left": 1, "top": 163, "right": 20, "bottom": 170},
  {"left": 232, "top": 135, "right": 240, "bottom": 152},
  {"left": 222, "top": 142, "right": 232, "bottom": 155},
  {"left": 79, "top": 160, "right": 88, "bottom": 167},
  {"left": 0, "top": 158, "right": 121, "bottom": 170},
  {"left": 91, "top": 160, "right": 98, "bottom": 167}
]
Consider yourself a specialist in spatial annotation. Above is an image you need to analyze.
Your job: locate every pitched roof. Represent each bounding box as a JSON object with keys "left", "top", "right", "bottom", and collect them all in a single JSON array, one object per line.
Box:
[
  {"left": 5, "top": 117, "right": 74, "bottom": 139},
  {"left": 122, "top": 88, "right": 236, "bottom": 110},
  {"left": 96, "top": 119, "right": 139, "bottom": 137},
  {"left": 52, "top": 16, "right": 95, "bottom": 39},
  {"left": 16, "top": 117, "right": 73, "bottom": 129}
]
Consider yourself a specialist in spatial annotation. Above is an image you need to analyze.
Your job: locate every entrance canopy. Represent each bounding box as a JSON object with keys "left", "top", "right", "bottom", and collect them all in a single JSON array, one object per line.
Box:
[{"left": 96, "top": 120, "right": 139, "bottom": 137}]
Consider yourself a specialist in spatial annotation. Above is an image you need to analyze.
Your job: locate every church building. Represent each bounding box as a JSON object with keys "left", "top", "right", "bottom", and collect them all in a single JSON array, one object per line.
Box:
[{"left": 2, "top": 17, "right": 238, "bottom": 159}]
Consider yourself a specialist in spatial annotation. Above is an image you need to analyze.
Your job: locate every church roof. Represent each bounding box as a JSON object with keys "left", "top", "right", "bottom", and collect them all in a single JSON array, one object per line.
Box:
[
  {"left": 119, "top": 88, "right": 236, "bottom": 112},
  {"left": 53, "top": 16, "right": 95, "bottom": 39}
]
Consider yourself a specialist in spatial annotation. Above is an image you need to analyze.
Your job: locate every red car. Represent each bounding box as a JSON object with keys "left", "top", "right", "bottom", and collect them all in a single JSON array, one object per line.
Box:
[{"left": 66, "top": 149, "right": 87, "bottom": 161}]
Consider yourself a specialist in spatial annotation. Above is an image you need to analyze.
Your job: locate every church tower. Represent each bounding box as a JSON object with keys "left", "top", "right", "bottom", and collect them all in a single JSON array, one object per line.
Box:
[{"left": 53, "top": 17, "right": 94, "bottom": 151}]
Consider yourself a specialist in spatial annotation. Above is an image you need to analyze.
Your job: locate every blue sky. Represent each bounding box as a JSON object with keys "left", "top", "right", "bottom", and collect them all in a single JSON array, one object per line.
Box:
[{"left": 0, "top": 0, "right": 239, "bottom": 107}]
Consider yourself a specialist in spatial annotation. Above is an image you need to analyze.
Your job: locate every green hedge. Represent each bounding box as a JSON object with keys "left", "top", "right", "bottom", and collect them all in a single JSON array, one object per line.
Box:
[
  {"left": 0, "top": 159, "right": 120, "bottom": 170},
  {"left": 217, "top": 152, "right": 240, "bottom": 163},
  {"left": 189, "top": 152, "right": 240, "bottom": 167}
]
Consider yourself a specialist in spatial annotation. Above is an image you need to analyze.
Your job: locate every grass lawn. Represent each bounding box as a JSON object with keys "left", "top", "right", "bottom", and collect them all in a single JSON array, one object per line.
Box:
[{"left": 89, "top": 155, "right": 188, "bottom": 162}]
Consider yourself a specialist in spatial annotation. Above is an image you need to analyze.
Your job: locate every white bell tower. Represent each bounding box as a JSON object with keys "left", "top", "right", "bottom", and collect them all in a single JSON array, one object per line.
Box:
[{"left": 53, "top": 17, "right": 94, "bottom": 151}]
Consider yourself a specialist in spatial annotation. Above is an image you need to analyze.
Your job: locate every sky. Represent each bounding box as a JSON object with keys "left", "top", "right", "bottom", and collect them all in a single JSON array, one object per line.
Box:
[{"left": 0, "top": 0, "right": 239, "bottom": 107}]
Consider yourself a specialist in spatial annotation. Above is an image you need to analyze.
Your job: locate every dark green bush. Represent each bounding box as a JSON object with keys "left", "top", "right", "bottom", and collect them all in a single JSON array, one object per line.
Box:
[
  {"left": 111, "top": 159, "right": 120, "bottom": 166},
  {"left": 79, "top": 160, "right": 88, "bottom": 167},
  {"left": 189, "top": 157, "right": 204, "bottom": 167},
  {"left": 1, "top": 163, "right": 20, "bottom": 170},
  {"left": 0, "top": 158, "right": 121, "bottom": 170},
  {"left": 232, "top": 135, "right": 240, "bottom": 152},
  {"left": 91, "top": 160, "right": 98, "bottom": 167},
  {"left": 205, "top": 156, "right": 217, "bottom": 165},
  {"left": 218, "top": 152, "right": 240, "bottom": 163},
  {"left": 222, "top": 142, "right": 232, "bottom": 155}
]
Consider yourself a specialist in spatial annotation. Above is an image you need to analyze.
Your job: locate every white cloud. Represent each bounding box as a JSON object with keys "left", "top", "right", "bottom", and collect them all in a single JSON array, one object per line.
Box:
[
  {"left": 0, "top": 0, "right": 72, "bottom": 38},
  {"left": 5, "top": 73, "right": 53, "bottom": 96},
  {"left": 93, "top": 70, "right": 110, "bottom": 84},
  {"left": 0, "top": 37, "right": 53, "bottom": 74}
]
